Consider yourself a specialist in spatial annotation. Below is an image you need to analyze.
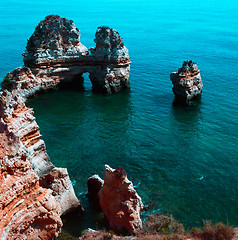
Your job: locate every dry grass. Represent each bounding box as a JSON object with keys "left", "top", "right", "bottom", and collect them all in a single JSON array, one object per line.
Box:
[
  {"left": 79, "top": 215, "right": 236, "bottom": 240},
  {"left": 192, "top": 221, "right": 235, "bottom": 240}
]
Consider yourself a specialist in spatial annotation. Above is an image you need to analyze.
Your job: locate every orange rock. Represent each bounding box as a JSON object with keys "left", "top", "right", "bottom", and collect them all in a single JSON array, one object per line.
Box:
[
  {"left": 98, "top": 165, "right": 143, "bottom": 234},
  {"left": 0, "top": 123, "right": 62, "bottom": 240},
  {"left": 0, "top": 66, "right": 82, "bottom": 239}
]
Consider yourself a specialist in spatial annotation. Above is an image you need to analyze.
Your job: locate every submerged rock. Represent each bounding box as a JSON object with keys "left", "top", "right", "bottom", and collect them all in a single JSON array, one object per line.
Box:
[
  {"left": 170, "top": 60, "right": 203, "bottom": 102},
  {"left": 23, "top": 15, "right": 131, "bottom": 94},
  {"left": 98, "top": 165, "right": 143, "bottom": 234}
]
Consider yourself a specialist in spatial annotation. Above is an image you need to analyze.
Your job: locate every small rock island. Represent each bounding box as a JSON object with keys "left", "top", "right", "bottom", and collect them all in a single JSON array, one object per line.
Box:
[{"left": 170, "top": 60, "right": 203, "bottom": 102}]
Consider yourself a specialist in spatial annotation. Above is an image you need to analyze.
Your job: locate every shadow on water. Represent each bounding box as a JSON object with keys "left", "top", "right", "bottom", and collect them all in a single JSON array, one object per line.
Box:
[
  {"left": 66, "top": 88, "right": 134, "bottom": 192},
  {"left": 27, "top": 88, "right": 134, "bottom": 239},
  {"left": 169, "top": 96, "right": 203, "bottom": 154},
  {"left": 171, "top": 96, "right": 202, "bottom": 127},
  {"left": 58, "top": 194, "right": 109, "bottom": 240}
]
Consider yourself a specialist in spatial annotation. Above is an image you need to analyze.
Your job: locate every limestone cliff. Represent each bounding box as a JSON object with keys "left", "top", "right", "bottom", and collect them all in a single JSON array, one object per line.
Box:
[
  {"left": 0, "top": 121, "right": 62, "bottom": 240},
  {"left": 0, "top": 14, "right": 131, "bottom": 239},
  {"left": 0, "top": 66, "right": 82, "bottom": 239}
]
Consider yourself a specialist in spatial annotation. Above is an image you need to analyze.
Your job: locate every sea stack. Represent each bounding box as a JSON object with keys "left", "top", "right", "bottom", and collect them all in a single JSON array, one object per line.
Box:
[
  {"left": 98, "top": 165, "right": 144, "bottom": 234},
  {"left": 170, "top": 60, "right": 203, "bottom": 102},
  {"left": 23, "top": 15, "right": 131, "bottom": 93}
]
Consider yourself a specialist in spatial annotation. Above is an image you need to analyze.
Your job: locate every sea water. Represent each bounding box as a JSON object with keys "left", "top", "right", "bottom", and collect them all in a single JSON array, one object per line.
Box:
[{"left": 1, "top": 0, "right": 238, "bottom": 237}]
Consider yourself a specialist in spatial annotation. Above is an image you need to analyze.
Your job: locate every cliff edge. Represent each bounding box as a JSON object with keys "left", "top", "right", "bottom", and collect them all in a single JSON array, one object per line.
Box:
[{"left": 0, "top": 15, "right": 131, "bottom": 239}]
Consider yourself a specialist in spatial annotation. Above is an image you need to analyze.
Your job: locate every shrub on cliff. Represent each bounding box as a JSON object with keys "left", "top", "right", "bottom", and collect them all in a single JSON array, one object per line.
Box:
[
  {"left": 142, "top": 214, "right": 185, "bottom": 236},
  {"left": 1, "top": 76, "right": 15, "bottom": 90},
  {"left": 192, "top": 221, "right": 235, "bottom": 240}
]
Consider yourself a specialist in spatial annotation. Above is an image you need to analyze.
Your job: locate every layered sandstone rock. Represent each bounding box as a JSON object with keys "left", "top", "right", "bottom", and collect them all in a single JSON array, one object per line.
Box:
[
  {"left": 87, "top": 26, "right": 130, "bottom": 93},
  {"left": 23, "top": 15, "right": 131, "bottom": 93},
  {"left": 92, "top": 26, "right": 130, "bottom": 64},
  {"left": 0, "top": 66, "right": 82, "bottom": 239},
  {"left": 0, "top": 121, "right": 62, "bottom": 240},
  {"left": 170, "top": 60, "right": 203, "bottom": 102},
  {"left": 98, "top": 165, "right": 143, "bottom": 234}
]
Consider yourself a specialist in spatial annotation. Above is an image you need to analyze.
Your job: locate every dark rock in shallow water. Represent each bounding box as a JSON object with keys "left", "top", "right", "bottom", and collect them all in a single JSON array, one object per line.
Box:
[
  {"left": 87, "top": 174, "right": 104, "bottom": 203},
  {"left": 170, "top": 60, "right": 203, "bottom": 102},
  {"left": 23, "top": 15, "right": 131, "bottom": 94}
]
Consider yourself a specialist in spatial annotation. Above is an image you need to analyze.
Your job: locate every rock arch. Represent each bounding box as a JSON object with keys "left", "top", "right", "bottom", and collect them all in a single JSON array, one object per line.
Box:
[
  {"left": 23, "top": 15, "right": 131, "bottom": 94},
  {"left": 0, "top": 15, "right": 131, "bottom": 239}
]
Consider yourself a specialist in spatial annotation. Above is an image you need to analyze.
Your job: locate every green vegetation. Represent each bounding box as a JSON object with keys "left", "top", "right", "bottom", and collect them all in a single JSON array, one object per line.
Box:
[
  {"left": 57, "top": 229, "right": 78, "bottom": 240},
  {"left": 142, "top": 214, "right": 185, "bottom": 235},
  {"left": 1, "top": 76, "right": 15, "bottom": 90}
]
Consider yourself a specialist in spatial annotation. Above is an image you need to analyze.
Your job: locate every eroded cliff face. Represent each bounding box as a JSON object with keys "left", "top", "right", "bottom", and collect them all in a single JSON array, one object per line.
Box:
[
  {"left": 0, "top": 15, "right": 131, "bottom": 239},
  {"left": 0, "top": 66, "right": 82, "bottom": 239},
  {"left": 0, "top": 121, "right": 62, "bottom": 240},
  {"left": 170, "top": 60, "right": 203, "bottom": 102}
]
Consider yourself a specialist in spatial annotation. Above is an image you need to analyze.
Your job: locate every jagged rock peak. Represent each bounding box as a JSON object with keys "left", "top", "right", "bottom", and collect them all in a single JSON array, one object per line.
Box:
[
  {"left": 91, "top": 26, "right": 130, "bottom": 64},
  {"left": 178, "top": 60, "right": 199, "bottom": 75},
  {"left": 95, "top": 26, "right": 124, "bottom": 49},
  {"left": 23, "top": 15, "right": 88, "bottom": 66},
  {"left": 98, "top": 165, "right": 143, "bottom": 234},
  {"left": 26, "top": 15, "right": 82, "bottom": 51}
]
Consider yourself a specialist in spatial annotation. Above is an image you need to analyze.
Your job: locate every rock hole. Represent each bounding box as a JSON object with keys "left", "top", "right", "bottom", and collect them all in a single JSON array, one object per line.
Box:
[{"left": 82, "top": 72, "right": 92, "bottom": 92}]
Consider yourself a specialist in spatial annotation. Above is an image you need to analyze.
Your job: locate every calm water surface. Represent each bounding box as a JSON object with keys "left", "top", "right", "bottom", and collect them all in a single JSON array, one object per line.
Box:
[{"left": 1, "top": 0, "right": 238, "bottom": 237}]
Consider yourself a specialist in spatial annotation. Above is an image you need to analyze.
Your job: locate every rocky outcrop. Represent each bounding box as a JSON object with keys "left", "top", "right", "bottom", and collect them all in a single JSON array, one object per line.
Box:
[
  {"left": 23, "top": 15, "right": 131, "bottom": 93},
  {"left": 0, "top": 66, "right": 82, "bottom": 239},
  {"left": 170, "top": 60, "right": 203, "bottom": 102},
  {"left": 23, "top": 15, "right": 88, "bottom": 66},
  {"left": 0, "top": 120, "right": 62, "bottom": 240},
  {"left": 39, "top": 167, "right": 83, "bottom": 216},
  {"left": 88, "top": 27, "right": 130, "bottom": 93},
  {"left": 98, "top": 165, "right": 143, "bottom": 234}
]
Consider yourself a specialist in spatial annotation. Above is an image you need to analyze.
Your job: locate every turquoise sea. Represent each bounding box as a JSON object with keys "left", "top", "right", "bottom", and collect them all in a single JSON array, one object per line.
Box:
[{"left": 1, "top": 0, "right": 238, "bottom": 237}]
